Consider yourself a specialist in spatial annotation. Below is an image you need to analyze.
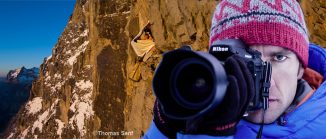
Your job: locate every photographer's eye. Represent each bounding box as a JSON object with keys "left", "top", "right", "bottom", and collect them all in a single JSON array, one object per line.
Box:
[{"left": 273, "top": 55, "right": 288, "bottom": 62}]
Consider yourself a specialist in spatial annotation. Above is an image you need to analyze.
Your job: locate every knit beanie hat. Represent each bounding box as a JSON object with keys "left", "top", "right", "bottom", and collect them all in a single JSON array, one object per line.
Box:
[{"left": 210, "top": 0, "right": 309, "bottom": 67}]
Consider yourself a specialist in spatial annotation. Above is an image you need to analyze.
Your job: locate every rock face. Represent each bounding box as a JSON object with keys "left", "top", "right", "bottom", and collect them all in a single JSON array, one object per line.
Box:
[
  {"left": 4, "top": 0, "right": 217, "bottom": 138},
  {"left": 0, "top": 67, "right": 39, "bottom": 135},
  {"left": 3, "top": 0, "right": 325, "bottom": 139},
  {"left": 301, "top": 0, "right": 326, "bottom": 48}
]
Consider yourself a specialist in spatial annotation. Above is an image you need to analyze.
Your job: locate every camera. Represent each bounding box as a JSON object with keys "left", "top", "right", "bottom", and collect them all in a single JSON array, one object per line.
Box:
[{"left": 152, "top": 39, "right": 272, "bottom": 120}]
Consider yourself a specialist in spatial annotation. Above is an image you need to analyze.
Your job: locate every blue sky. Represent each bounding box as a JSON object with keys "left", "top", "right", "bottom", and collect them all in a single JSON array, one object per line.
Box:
[{"left": 0, "top": 0, "right": 75, "bottom": 77}]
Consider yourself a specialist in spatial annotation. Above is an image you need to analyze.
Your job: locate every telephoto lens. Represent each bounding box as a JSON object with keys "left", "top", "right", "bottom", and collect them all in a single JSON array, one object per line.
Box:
[
  {"left": 153, "top": 39, "right": 272, "bottom": 121},
  {"left": 152, "top": 46, "right": 228, "bottom": 120}
]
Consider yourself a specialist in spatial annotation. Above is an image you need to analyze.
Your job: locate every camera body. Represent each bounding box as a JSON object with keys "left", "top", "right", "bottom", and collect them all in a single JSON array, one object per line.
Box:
[
  {"left": 153, "top": 39, "right": 272, "bottom": 120},
  {"left": 209, "top": 39, "right": 272, "bottom": 112}
]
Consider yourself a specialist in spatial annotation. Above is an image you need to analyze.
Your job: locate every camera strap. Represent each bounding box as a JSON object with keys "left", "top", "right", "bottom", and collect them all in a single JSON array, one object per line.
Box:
[
  {"left": 257, "top": 62, "right": 272, "bottom": 139},
  {"left": 262, "top": 62, "right": 272, "bottom": 110},
  {"left": 256, "top": 110, "right": 266, "bottom": 139}
]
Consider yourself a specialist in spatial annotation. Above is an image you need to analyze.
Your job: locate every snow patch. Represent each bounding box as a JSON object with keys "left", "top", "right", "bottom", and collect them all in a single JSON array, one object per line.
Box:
[
  {"left": 50, "top": 81, "right": 65, "bottom": 93},
  {"left": 106, "top": 13, "right": 119, "bottom": 17},
  {"left": 55, "top": 119, "right": 65, "bottom": 138},
  {"left": 82, "top": 4, "right": 86, "bottom": 13},
  {"left": 68, "top": 98, "right": 94, "bottom": 136},
  {"left": 122, "top": 11, "right": 131, "bottom": 14},
  {"left": 45, "top": 72, "right": 51, "bottom": 82},
  {"left": 76, "top": 80, "right": 93, "bottom": 90},
  {"left": 67, "top": 55, "right": 77, "bottom": 66},
  {"left": 68, "top": 30, "right": 74, "bottom": 38},
  {"left": 72, "top": 37, "right": 79, "bottom": 43},
  {"left": 51, "top": 86, "right": 56, "bottom": 93},
  {"left": 80, "top": 29, "right": 89, "bottom": 37},
  {"left": 54, "top": 81, "right": 64, "bottom": 90},
  {"left": 11, "top": 68, "right": 21, "bottom": 78},
  {"left": 54, "top": 73, "right": 61, "bottom": 79},
  {"left": 68, "top": 70, "right": 73, "bottom": 78},
  {"left": 69, "top": 29, "right": 88, "bottom": 44},
  {"left": 67, "top": 41, "right": 89, "bottom": 66},
  {"left": 80, "top": 41, "right": 89, "bottom": 49},
  {"left": 21, "top": 127, "right": 30, "bottom": 138},
  {"left": 31, "top": 99, "right": 59, "bottom": 134},
  {"left": 84, "top": 65, "right": 92, "bottom": 69},
  {"left": 46, "top": 55, "right": 52, "bottom": 61},
  {"left": 66, "top": 50, "right": 72, "bottom": 55},
  {"left": 32, "top": 109, "right": 49, "bottom": 133},
  {"left": 45, "top": 73, "right": 65, "bottom": 92},
  {"left": 8, "top": 133, "right": 14, "bottom": 139},
  {"left": 68, "top": 80, "right": 94, "bottom": 136},
  {"left": 26, "top": 97, "right": 43, "bottom": 115},
  {"left": 105, "top": 11, "right": 130, "bottom": 18}
]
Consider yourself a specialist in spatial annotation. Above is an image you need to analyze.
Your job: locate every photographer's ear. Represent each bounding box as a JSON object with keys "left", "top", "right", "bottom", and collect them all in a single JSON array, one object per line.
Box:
[{"left": 297, "top": 64, "right": 304, "bottom": 79}]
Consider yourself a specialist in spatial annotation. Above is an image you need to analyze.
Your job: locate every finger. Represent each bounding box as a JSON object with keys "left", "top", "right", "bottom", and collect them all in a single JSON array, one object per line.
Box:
[
  {"left": 225, "top": 75, "right": 241, "bottom": 115},
  {"left": 224, "top": 56, "right": 248, "bottom": 114},
  {"left": 233, "top": 56, "right": 255, "bottom": 111},
  {"left": 204, "top": 75, "right": 240, "bottom": 125}
]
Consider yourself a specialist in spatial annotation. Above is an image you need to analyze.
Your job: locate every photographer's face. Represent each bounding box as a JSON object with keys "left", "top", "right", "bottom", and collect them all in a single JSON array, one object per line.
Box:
[{"left": 246, "top": 45, "right": 304, "bottom": 124}]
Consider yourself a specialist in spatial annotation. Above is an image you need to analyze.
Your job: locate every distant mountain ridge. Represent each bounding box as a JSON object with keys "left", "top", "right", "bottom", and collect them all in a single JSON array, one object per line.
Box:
[
  {"left": 0, "top": 67, "right": 39, "bottom": 135},
  {"left": 6, "top": 67, "right": 39, "bottom": 84}
]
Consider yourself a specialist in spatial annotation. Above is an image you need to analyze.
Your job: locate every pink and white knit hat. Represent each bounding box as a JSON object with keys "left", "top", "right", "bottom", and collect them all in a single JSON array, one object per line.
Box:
[{"left": 210, "top": 0, "right": 309, "bottom": 67}]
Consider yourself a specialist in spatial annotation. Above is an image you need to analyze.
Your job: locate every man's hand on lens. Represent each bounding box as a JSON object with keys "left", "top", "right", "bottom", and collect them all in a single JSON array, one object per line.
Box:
[
  {"left": 153, "top": 99, "right": 186, "bottom": 139},
  {"left": 187, "top": 55, "right": 255, "bottom": 136}
]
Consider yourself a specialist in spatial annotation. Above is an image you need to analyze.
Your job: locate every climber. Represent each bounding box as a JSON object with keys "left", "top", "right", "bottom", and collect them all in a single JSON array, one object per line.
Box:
[
  {"left": 129, "top": 22, "right": 156, "bottom": 82},
  {"left": 143, "top": 0, "right": 326, "bottom": 138},
  {"left": 131, "top": 21, "right": 155, "bottom": 61}
]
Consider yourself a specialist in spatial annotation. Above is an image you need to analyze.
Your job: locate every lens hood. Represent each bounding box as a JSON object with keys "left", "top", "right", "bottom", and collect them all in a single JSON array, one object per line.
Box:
[{"left": 152, "top": 47, "right": 228, "bottom": 120}]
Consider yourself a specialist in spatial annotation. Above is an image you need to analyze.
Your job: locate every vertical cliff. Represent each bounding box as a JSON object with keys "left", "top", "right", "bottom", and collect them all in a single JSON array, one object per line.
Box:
[
  {"left": 301, "top": 0, "right": 326, "bottom": 47},
  {"left": 4, "top": 0, "right": 217, "bottom": 138}
]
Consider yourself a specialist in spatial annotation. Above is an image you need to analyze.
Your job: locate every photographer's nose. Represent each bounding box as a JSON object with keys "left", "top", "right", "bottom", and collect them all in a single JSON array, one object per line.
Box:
[{"left": 270, "top": 77, "right": 276, "bottom": 90}]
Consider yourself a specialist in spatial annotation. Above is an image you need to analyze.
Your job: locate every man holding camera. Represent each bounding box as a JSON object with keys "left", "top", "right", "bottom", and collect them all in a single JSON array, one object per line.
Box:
[{"left": 144, "top": 0, "right": 326, "bottom": 138}]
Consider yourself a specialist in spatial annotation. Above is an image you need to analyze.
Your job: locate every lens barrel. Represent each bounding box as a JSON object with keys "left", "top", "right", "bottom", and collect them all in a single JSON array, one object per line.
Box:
[{"left": 152, "top": 48, "right": 228, "bottom": 120}]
